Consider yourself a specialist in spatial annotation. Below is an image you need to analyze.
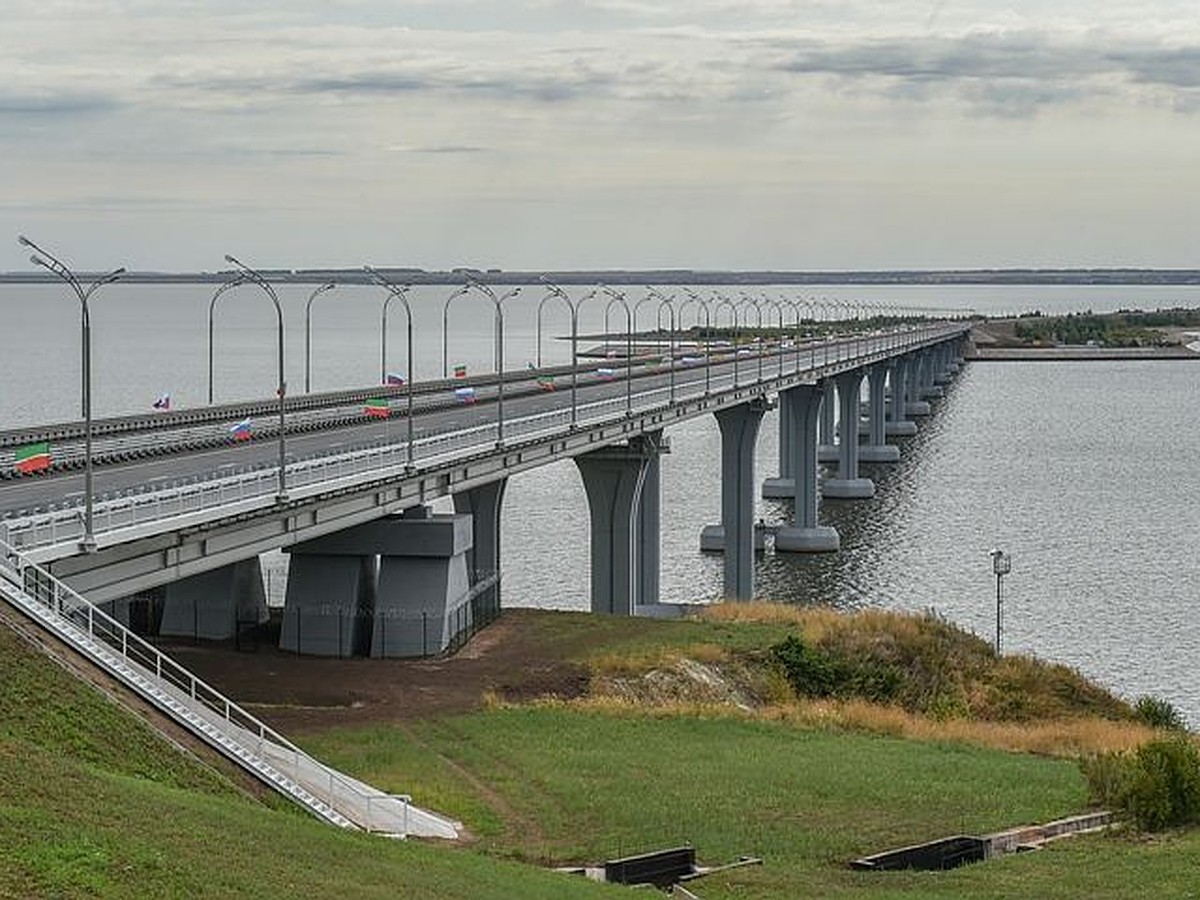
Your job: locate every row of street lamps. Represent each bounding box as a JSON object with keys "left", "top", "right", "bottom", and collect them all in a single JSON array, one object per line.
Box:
[{"left": 16, "top": 235, "right": 963, "bottom": 553}]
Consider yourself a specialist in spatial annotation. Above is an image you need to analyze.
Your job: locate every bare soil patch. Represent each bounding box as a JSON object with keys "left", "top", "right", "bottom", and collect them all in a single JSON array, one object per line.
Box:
[{"left": 159, "top": 609, "right": 590, "bottom": 734}]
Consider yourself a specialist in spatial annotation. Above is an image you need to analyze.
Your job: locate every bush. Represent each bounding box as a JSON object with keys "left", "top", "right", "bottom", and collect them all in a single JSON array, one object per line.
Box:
[
  {"left": 1082, "top": 737, "right": 1200, "bottom": 831},
  {"left": 1135, "top": 695, "right": 1188, "bottom": 732}
]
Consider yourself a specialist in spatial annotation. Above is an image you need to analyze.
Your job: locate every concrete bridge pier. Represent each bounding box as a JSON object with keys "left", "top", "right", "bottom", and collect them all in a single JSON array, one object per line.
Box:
[
  {"left": 373, "top": 507, "right": 474, "bottom": 658},
  {"left": 575, "top": 431, "right": 668, "bottom": 615},
  {"left": 159, "top": 558, "right": 268, "bottom": 641},
  {"left": 919, "top": 349, "right": 945, "bottom": 399},
  {"left": 279, "top": 548, "right": 374, "bottom": 657},
  {"left": 700, "top": 399, "right": 770, "bottom": 598},
  {"left": 886, "top": 356, "right": 919, "bottom": 437},
  {"left": 907, "top": 354, "right": 933, "bottom": 416},
  {"left": 775, "top": 385, "right": 840, "bottom": 553},
  {"left": 762, "top": 386, "right": 795, "bottom": 498},
  {"left": 818, "top": 380, "right": 838, "bottom": 464},
  {"left": 453, "top": 478, "right": 507, "bottom": 623},
  {"left": 822, "top": 371, "right": 875, "bottom": 500},
  {"left": 859, "top": 365, "right": 901, "bottom": 463}
]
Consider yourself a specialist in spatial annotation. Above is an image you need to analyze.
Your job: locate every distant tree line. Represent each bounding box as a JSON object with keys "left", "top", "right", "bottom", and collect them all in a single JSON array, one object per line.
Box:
[{"left": 1014, "top": 307, "right": 1200, "bottom": 347}]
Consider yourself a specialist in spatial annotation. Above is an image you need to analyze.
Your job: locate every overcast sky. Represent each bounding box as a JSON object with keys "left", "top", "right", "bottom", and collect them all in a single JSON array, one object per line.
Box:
[{"left": 4, "top": 1, "right": 1200, "bottom": 271}]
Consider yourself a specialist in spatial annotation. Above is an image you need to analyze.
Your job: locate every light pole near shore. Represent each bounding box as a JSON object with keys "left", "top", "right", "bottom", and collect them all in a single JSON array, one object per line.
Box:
[
  {"left": 18, "top": 235, "right": 125, "bottom": 552},
  {"left": 990, "top": 548, "right": 1011, "bottom": 654},
  {"left": 304, "top": 282, "right": 337, "bottom": 393}
]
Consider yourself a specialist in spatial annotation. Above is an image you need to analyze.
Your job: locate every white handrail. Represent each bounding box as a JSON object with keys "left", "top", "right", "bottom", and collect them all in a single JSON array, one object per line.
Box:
[{"left": 0, "top": 535, "right": 456, "bottom": 839}]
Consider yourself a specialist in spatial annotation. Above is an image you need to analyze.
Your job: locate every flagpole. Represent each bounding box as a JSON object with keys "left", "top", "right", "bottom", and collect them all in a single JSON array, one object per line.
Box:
[
  {"left": 18, "top": 235, "right": 124, "bottom": 552},
  {"left": 223, "top": 254, "right": 289, "bottom": 503}
]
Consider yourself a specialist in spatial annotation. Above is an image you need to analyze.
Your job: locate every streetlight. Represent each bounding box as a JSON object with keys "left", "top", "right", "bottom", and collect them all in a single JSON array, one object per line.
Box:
[
  {"left": 223, "top": 254, "right": 288, "bottom": 503},
  {"left": 678, "top": 287, "right": 713, "bottom": 396},
  {"left": 462, "top": 279, "right": 521, "bottom": 447},
  {"left": 364, "top": 266, "right": 417, "bottom": 469},
  {"left": 737, "top": 293, "right": 765, "bottom": 383},
  {"left": 536, "top": 277, "right": 580, "bottom": 428},
  {"left": 379, "top": 279, "right": 413, "bottom": 385},
  {"left": 597, "top": 285, "right": 634, "bottom": 415},
  {"left": 990, "top": 548, "right": 1012, "bottom": 654},
  {"left": 642, "top": 286, "right": 678, "bottom": 404},
  {"left": 17, "top": 235, "right": 125, "bottom": 552},
  {"left": 207, "top": 276, "right": 249, "bottom": 404},
  {"left": 303, "top": 282, "right": 337, "bottom": 394},
  {"left": 714, "top": 293, "right": 740, "bottom": 387}
]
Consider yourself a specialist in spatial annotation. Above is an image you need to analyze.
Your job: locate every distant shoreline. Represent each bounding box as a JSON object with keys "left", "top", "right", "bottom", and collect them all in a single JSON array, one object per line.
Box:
[
  {"left": 6, "top": 268, "right": 1200, "bottom": 286},
  {"left": 969, "top": 346, "right": 1200, "bottom": 361}
]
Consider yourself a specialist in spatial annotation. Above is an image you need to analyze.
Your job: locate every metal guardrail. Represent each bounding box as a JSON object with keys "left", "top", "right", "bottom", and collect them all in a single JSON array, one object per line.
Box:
[
  {"left": 0, "top": 534, "right": 457, "bottom": 838},
  {"left": 0, "top": 326, "right": 966, "bottom": 554}
]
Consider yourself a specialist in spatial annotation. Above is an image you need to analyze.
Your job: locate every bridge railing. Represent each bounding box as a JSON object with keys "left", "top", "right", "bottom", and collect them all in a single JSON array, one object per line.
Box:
[
  {"left": 0, "top": 534, "right": 458, "bottom": 838},
  {"left": 0, "top": 327, "right": 965, "bottom": 554}
]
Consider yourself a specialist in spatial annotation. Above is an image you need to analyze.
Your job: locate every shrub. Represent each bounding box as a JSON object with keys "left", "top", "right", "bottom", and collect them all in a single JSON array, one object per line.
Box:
[
  {"left": 1134, "top": 695, "right": 1188, "bottom": 732},
  {"left": 1082, "top": 736, "right": 1200, "bottom": 831}
]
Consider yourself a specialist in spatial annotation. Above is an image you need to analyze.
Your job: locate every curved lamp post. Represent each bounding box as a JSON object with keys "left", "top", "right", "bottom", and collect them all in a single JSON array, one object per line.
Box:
[
  {"left": 678, "top": 287, "right": 713, "bottom": 396},
  {"left": 596, "top": 286, "right": 634, "bottom": 415},
  {"left": 463, "top": 279, "right": 521, "bottom": 447},
  {"left": 439, "top": 284, "right": 472, "bottom": 378},
  {"left": 536, "top": 278, "right": 581, "bottom": 427},
  {"left": 303, "top": 282, "right": 337, "bottom": 394},
  {"left": 207, "top": 276, "right": 248, "bottom": 404},
  {"left": 364, "top": 266, "right": 417, "bottom": 469},
  {"left": 379, "top": 279, "right": 413, "bottom": 385},
  {"left": 761, "top": 294, "right": 787, "bottom": 379},
  {"left": 714, "top": 292, "right": 740, "bottom": 388},
  {"left": 645, "top": 286, "right": 677, "bottom": 403},
  {"left": 737, "top": 293, "right": 766, "bottom": 383},
  {"left": 17, "top": 235, "right": 124, "bottom": 552},
  {"left": 222, "top": 254, "right": 288, "bottom": 503}
]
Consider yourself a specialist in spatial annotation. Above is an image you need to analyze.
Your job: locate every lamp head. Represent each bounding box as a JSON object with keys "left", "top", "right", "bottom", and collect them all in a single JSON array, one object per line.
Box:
[
  {"left": 17, "top": 234, "right": 32, "bottom": 247},
  {"left": 224, "top": 254, "right": 236, "bottom": 264}
]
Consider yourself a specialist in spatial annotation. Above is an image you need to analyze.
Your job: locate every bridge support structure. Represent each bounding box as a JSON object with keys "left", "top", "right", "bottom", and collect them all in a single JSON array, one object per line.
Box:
[
  {"left": 775, "top": 384, "right": 840, "bottom": 553},
  {"left": 574, "top": 431, "right": 669, "bottom": 616},
  {"left": 159, "top": 558, "right": 268, "bottom": 641},
  {"left": 453, "top": 478, "right": 506, "bottom": 624},
  {"left": 818, "top": 380, "right": 838, "bottom": 464},
  {"left": 279, "top": 507, "right": 475, "bottom": 658},
  {"left": 762, "top": 385, "right": 795, "bottom": 499},
  {"left": 886, "top": 356, "right": 918, "bottom": 436},
  {"left": 699, "top": 398, "right": 770, "bottom": 598},
  {"left": 822, "top": 371, "right": 875, "bottom": 500},
  {"left": 859, "top": 365, "right": 901, "bottom": 463}
]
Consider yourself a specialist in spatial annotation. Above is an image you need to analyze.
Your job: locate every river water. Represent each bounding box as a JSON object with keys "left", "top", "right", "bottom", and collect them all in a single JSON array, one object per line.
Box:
[{"left": 1, "top": 281, "right": 1197, "bottom": 723}]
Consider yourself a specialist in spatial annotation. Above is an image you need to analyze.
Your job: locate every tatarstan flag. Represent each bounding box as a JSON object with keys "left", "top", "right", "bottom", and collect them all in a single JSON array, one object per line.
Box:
[
  {"left": 15, "top": 442, "right": 51, "bottom": 474},
  {"left": 365, "top": 398, "right": 389, "bottom": 418},
  {"left": 454, "top": 364, "right": 468, "bottom": 379}
]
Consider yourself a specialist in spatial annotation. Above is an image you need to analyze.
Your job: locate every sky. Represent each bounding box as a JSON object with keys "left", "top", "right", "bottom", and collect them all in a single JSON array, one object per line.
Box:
[{"left": 4, "top": 0, "right": 1200, "bottom": 272}]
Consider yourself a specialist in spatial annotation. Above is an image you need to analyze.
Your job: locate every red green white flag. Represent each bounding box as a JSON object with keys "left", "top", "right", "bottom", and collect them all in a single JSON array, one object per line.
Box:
[
  {"left": 365, "top": 398, "right": 389, "bottom": 418},
  {"left": 454, "top": 364, "right": 468, "bottom": 379},
  {"left": 15, "top": 441, "right": 51, "bottom": 474}
]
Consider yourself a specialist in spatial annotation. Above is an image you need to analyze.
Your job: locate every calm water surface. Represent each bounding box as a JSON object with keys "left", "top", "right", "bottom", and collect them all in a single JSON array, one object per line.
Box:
[{"left": 1, "top": 282, "right": 1197, "bottom": 723}]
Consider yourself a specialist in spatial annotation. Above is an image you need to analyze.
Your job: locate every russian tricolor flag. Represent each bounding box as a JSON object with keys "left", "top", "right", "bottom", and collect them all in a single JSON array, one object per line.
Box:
[{"left": 230, "top": 418, "right": 253, "bottom": 441}]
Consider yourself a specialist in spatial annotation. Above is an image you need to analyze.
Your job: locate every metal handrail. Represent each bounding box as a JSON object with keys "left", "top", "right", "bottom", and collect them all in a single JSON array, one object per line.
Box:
[
  {"left": 0, "top": 325, "right": 968, "bottom": 553},
  {"left": 0, "top": 535, "right": 448, "bottom": 838}
]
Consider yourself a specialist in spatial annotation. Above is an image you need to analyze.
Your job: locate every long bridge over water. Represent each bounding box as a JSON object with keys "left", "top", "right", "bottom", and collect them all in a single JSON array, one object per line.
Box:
[{"left": 0, "top": 267, "right": 971, "bottom": 837}]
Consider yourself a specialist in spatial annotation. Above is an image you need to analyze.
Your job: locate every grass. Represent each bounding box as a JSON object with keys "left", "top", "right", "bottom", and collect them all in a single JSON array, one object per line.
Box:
[
  {"left": 302, "top": 706, "right": 1200, "bottom": 898},
  {"left": 2, "top": 604, "right": 1197, "bottom": 898}
]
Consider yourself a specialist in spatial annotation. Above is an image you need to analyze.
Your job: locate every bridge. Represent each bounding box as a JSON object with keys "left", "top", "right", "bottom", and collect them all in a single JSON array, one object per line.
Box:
[{"left": 0, "top": 271, "right": 970, "bottom": 835}]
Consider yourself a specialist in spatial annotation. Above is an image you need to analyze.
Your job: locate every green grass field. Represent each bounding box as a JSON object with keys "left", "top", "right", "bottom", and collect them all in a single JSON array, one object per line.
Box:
[{"left": 3, "top": 612, "right": 1200, "bottom": 899}]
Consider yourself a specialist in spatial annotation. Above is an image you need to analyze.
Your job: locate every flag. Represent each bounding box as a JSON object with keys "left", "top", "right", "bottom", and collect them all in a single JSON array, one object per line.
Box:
[
  {"left": 454, "top": 386, "right": 476, "bottom": 404},
  {"left": 365, "top": 397, "right": 389, "bottom": 418},
  {"left": 230, "top": 418, "right": 252, "bottom": 441},
  {"left": 537, "top": 375, "right": 555, "bottom": 392},
  {"left": 454, "top": 364, "right": 468, "bottom": 379},
  {"left": 596, "top": 367, "right": 616, "bottom": 381},
  {"left": 152, "top": 392, "right": 171, "bottom": 410},
  {"left": 15, "top": 441, "right": 50, "bottom": 474},
  {"left": 385, "top": 372, "right": 406, "bottom": 386}
]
